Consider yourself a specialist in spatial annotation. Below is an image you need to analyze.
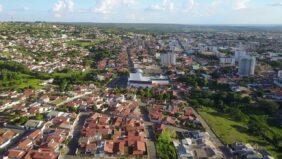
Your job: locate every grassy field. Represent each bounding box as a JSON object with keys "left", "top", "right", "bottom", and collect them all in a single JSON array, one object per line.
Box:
[
  {"left": 198, "top": 107, "right": 281, "bottom": 158},
  {"left": 67, "top": 39, "right": 106, "bottom": 48},
  {"left": 18, "top": 78, "right": 43, "bottom": 89},
  {"left": 0, "top": 78, "right": 43, "bottom": 91}
]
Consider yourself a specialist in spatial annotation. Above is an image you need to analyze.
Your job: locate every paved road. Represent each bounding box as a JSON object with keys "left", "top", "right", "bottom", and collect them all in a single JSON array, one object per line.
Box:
[
  {"left": 144, "top": 124, "right": 157, "bottom": 159},
  {"left": 56, "top": 91, "right": 93, "bottom": 107},
  {"left": 126, "top": 46, "right": 135, "bottom": 72},
  {"left": 67, "top": 112, "right": 90, "bottom": 155}
]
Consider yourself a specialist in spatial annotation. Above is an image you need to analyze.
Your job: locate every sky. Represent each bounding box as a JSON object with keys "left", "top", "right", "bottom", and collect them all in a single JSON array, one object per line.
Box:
[{"left": 0, "top": 0, "right": 281, "bottom": 24}]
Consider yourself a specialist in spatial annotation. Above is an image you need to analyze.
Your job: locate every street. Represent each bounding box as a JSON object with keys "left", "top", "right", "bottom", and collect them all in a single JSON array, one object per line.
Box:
[{"left": 67, "top": 112, "right": 91, "bottom": 155}]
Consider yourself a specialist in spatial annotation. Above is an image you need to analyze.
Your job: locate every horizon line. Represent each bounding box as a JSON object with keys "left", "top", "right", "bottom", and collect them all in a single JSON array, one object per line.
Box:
[{"left": 1, "top": 21, "right": 282, "bottom": 27}]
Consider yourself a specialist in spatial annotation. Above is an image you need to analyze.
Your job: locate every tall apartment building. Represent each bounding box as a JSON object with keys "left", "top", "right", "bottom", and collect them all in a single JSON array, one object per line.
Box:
[
  {"left": 160, "top": 53, "right": 176, "bottom": 66},
  {"left": 238, "top": 56, "right": 256, "bottom": 77},
  {"left": 274, "top": 70, "right": 282, "bottom": 88},
  {"left": 234, "top": 50, "right": 246, "bottom": 62}
]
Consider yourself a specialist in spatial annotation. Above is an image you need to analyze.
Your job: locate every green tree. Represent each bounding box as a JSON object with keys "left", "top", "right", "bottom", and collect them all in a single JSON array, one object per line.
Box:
[
  {"left": 35, "top": 114, "right": 44, "bottom": 120},
  {"left": 156, "top": 129, "right": 177, "bottom": 159},
  {"left": 59, "top": 79, "right": 68, "bottom": 92},
  {"left": 19, "top": 116, "right": 28, "bottom": 125},
  {"left": 247, "top": 119, "right": 261, "bottom": 136},
  {"left": 257, "top": 99, "right": 279, "bottom": 115}
]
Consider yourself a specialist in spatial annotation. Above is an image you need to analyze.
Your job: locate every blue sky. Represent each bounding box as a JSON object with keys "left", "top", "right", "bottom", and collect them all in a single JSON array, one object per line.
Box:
[{"left": 0, "top": 0, "right": 281, "bottom": 24}]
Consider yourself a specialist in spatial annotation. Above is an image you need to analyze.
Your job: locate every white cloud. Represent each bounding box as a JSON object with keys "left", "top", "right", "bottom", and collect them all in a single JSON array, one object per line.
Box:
[
  {"left": 0, "top": 4, "right": 3, "bottom": 12},
  {"left": 53, "top": 0, "right": 74, "bottom": 18},
  {"left": 186, "top": 0, "right": 198, "bottom": 10},
  {"left": 233, "top": 0, "right": 250, "bottom": 10},
  {"left": 123, "top": 0, "right": 137, "bottom": 5},
  {"left": 23, "top": 7, "right": 30, "bottom": 11},
  {"left": 148, "top": 0, "right": 175, "bottom": 11},
  {"left": 94, "top": 0, "right": 119, "bottom": 14},
  {"left": 93, "top": 0, "right": 137, "bottom": 14}
]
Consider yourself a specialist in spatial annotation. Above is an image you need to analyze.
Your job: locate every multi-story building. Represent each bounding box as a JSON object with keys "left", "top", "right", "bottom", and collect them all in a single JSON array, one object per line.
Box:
[
  {"left": 238, "top": 56, "right": 256, "bottom": 77},
  {"left": 234, "top": 50, "right": 246, "bottom": 62},
  {"left": 220, "top": 57, "right": 235, "bottom": 66},
  {"left": 274, "top": 70, "right": 282, "bottom": 87},
  {"left": 160, "top": 53, "right": 176, "bottom": 66}
]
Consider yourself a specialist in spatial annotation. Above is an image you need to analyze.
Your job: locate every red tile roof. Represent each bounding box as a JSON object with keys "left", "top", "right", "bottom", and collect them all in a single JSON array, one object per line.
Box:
[
  {"left": 7, "top": 149, "right": 26, "bottom": 159},
  {"left": 104, "top": 141, "right": 114, "bottom": 154}
]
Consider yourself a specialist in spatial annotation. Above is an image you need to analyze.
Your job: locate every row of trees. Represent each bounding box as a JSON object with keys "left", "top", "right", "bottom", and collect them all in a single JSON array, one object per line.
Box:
[
  {"left": 248, "top": 116, "right": 282, "bottom": 151},
  {"left": 0, "top": 61, "right": 109, "bottom": 91},
  {"left": 136, "top": 87, "right": 172, "bottom": 101}
]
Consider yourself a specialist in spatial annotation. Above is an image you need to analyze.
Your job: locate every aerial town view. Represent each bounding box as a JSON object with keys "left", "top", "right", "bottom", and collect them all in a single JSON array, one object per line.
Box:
[{"left": 0, "top": 0, "right": 282, "bottom": 159}]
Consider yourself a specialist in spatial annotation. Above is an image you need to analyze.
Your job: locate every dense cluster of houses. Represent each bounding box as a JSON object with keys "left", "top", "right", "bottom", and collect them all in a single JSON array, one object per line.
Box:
[
  {"left": 173, "top": 131, "right": 223, "bottom": 159},
  {"left": 230, "top": 142, "right": 274, "bottom": 159},
  {"left": 149, "top": 103, "right": 202, "bottom": 129},
  {"left": 4, "top": 110, "right": 76, "bottom": 159},
  {"left": 78, "top": 113, "right": 146, "bottom": 157}
]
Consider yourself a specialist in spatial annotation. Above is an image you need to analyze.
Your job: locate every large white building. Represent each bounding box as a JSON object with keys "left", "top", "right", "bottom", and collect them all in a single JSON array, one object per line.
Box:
[
  {"left": 128, "top": 69, "right": 169, "bottom": 88},
  {"left": 161, "top": 53, "right": 176, "bottom": 66},
  {"left": 238, "top": 56, "right": 256, "bottom": 77}
]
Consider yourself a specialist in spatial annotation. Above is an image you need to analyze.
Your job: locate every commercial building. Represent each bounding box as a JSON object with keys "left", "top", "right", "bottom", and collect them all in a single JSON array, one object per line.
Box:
[
  {"left": 238, "top": 56, "right": 256, "bottom": 77},
  {"left": 128, "top": 69, "right": 169, "bottom": 88}
]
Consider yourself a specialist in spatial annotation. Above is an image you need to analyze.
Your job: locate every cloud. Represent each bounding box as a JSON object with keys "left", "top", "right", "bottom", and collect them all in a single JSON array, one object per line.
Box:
[
  {"left": 147, "top": 0, "right": 174, "bottom": 12},
  {"left": 123, "top": 0, "right": 137, "bottom": 5},
  {"left": 53, "top": 0, "right": 74, "bottom": 18},
  {"left": 93, "top": 0, "right": 137, "bottom": 14},
  {"left": 93, "top": 0, "right": 119, "bottom": 14},
  {"left": 23, "top": 7, "right": 30, "bottom": 11},
  {"left": 186, "top": 0, "right": 198, "bottom": 10},
  {"left": 268, "top": 2, "right": 282, "bottom": 7},
  {"left": 233, "top": 0, "right": 250, "bottom": 10},
  {"left": 0, "top": 4, "right": 3, "bottom": 12}
]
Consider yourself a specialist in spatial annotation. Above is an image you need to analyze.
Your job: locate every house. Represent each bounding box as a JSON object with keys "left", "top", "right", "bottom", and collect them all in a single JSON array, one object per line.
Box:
[
  {"left": 18, "top": 138, "right": 33, "bottom": 150},
  {"left": 24, "top": 148, "right": 59, "bottom": 159},
  {"left": 132, "top": 141, "right": 146, "bottom": 155},
  {"left": 4, "top": 149, "right": 26, "bottom": 159},
  {"left": 39, "top": 95, "right": 50, "bottom": 103},
  {"left": 164, "top": 116, "right": 176, "bottom": 125},
  {"left": 104, "top": 141, "right": 114, "bottom": 154},
  {"left": 47, "top": 140, "right": 60, "bottom": 151},
  {"left": 25, "top": 120, "right": 44, "bottom": 129},
  {"left": 118, "top": 141, "right": 127, "bottom": 155},
  {"left": 0, "top": 129, "right": 19, "bottom": 148},
  {"left": 85, "top": 143, "right": 97, "bottom": 154},
  {"left": 47, "top": 111, "right": 64, "bottom": 119},
  {"left": 28, "top": 129, "right": 42, "bottom": 140}
]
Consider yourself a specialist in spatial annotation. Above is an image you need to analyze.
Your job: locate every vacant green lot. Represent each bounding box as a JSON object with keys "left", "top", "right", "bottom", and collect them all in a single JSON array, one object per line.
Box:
[
  {"left": 198, "top": 107, "right": 281, "bottom": 158},
  {"left": 67, "top": 39, "right": 106, "bottom": 48},
  {"left": 0, "top": 77, "right": 43, "bottom": 91}
]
